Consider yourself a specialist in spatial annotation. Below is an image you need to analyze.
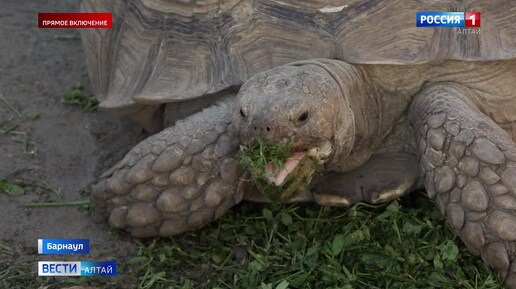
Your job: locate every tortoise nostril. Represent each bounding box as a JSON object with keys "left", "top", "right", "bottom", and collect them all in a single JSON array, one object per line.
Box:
[
  {"left": 240, "top": 108, "right": 246, "bottom": 118},
  {"left": 254, "top": 126, "right": 257, "bottom": 131},
  {"left": 266, "top": 126, "right": 271, "bottom": 132},
  {"left": 296, "top": 111, "right": 310, "bottom": 125}
]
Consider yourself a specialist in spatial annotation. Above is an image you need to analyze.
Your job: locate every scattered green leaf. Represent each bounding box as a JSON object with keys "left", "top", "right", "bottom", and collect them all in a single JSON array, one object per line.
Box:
[
  {"left": 24, "top": 112, "right": 39, "bottom": 121},
  {"left": 331, "top": 234, "right": 345, "bottom": 256},
  {"left": 0, "top": 180, "right": 24, "bottom": 196},
  {"left": 275, "top": 280, "right": 289, "bottom": 289},
  {"left": 20, "top": 200, "right": 92, "bottom": 207},
  {"left": 127, "top": 256, "right": 149, "bottom": 265},
  {"left": 263, "top": 208, "right": 273, "bottom": 221},
  {"left": 62, "top": 82, "right": 99, "bottom": 112}
]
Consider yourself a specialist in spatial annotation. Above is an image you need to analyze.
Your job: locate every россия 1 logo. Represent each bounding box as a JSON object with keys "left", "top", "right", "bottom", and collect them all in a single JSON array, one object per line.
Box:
[{"left": 416, "top": 12, "right": 480, "bottom": 27}]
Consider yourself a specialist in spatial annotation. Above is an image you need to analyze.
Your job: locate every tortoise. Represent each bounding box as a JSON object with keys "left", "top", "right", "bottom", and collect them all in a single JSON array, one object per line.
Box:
[{"left": 81, "top": 0, "right": 516, "bottom": 286}]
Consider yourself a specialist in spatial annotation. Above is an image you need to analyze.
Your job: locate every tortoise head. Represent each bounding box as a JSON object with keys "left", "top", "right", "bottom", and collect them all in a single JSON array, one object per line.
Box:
[{"left": 232, "top": 63, "right": 355, "bottom": 195}]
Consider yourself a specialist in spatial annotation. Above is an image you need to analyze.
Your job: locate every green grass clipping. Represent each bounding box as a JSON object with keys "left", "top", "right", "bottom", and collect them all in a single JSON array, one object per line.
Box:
[{"left": 239, "top": 138, "right": 319, "bottom": 202}]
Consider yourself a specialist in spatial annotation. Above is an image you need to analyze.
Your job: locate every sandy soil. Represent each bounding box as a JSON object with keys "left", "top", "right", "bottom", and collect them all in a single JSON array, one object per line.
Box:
[{"left": 0, "top": 1, "right": 145, "bottom": 287}]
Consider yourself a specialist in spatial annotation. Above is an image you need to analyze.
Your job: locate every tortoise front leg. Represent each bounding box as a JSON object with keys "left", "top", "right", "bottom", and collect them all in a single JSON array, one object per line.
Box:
[
  {"left": 92, "top": 97, "right": 245, "bottom": 237},
  {"left": 409, "top": 83, "right": 516, "bottom": 288}
]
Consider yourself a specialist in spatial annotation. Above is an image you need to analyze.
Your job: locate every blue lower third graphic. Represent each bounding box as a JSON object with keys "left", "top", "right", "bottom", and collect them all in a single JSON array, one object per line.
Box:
[
  {"left": 38, "top": 261, "right": 116, "bottom": 276},
  {"left": 38, "top": 239, "right": 90, "bottom": 254}
]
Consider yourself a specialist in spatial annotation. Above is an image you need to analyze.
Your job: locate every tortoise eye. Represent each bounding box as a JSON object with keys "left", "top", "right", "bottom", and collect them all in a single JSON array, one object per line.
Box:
[
  {"left": 297, "top": 111, "right": 310, "bottom": 124},
  {"left": 240, "top": 108, "right": 246, "bottom": 118}
]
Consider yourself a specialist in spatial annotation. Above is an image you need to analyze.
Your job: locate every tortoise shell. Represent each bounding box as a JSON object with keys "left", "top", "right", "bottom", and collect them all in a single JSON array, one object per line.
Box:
[{"left": 80, "top": 0, "right": 516, "bottom": 125}]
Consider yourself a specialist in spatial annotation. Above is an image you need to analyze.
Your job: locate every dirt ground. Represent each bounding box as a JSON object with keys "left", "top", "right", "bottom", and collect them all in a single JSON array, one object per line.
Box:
[{"left": 0, "top": 0, "right": 145, "bottom": 286}]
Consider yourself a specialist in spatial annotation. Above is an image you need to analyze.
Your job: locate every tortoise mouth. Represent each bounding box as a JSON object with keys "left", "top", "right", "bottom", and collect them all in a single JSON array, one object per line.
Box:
[
  {"left": 239, "top": 140, "right": 331, "bottom": 202},
  {"left": 264, "top": 151, "right": 306, "bottom": 186}
]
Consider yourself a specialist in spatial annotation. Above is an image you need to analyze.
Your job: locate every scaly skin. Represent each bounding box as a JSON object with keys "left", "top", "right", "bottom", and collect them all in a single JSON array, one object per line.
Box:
[
  {"left": 409, "top": 83, "right": 516, "bottom": 288},
  {"left": 92, "top": 97, "right": 245, "bottom": 237}
]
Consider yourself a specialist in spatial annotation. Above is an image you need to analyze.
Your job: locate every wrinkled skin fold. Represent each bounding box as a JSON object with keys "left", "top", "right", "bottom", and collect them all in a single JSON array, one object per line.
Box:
[{"left": 92, "top": 59, "right": 516, "bottom": 287}]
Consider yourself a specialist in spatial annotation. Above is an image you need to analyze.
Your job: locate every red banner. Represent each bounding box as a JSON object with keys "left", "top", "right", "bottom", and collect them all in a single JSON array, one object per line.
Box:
[{"left": 38, "top": 13, "right": 112, "bottom": 28}]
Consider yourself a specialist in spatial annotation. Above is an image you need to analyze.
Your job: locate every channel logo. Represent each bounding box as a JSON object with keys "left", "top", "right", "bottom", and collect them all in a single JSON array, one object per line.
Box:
[
  {"left": 38, "top": 261, "right": 116, "bottom": 276},
  {"left": 416, "top": 12, "right": 480, "bottom": 27},
  {"left": 465, "top": 12, "right": 480, "bottom": 27}
]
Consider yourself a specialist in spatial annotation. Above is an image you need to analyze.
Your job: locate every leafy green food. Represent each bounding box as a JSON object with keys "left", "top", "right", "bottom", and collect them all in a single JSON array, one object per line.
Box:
[
  {"left": 0, "top": 193, "right": 503, "bottom": 288},
  {"left": 125, "top": 193, "right": 502, "bottom": 288},
  {"left": 62, "top": 82, "right": 99, "bottom": 112},
  {"left": 239, "top": 139, "right": 318, "bottom": 202},
  {"left": 239, "top": 138, "right": 291, "bottom": 174}
]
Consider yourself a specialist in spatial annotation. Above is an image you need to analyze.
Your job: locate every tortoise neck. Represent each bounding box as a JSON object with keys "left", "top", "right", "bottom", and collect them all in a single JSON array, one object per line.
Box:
[
  {"left": 290, "top": 59, "right": 428, "bottom": 172},
  {"left": 314, "top": 60, "right": 427, "bottom": 172},
  {"left": 303, "top": 59, "right": 384, "bottom": 171}
]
